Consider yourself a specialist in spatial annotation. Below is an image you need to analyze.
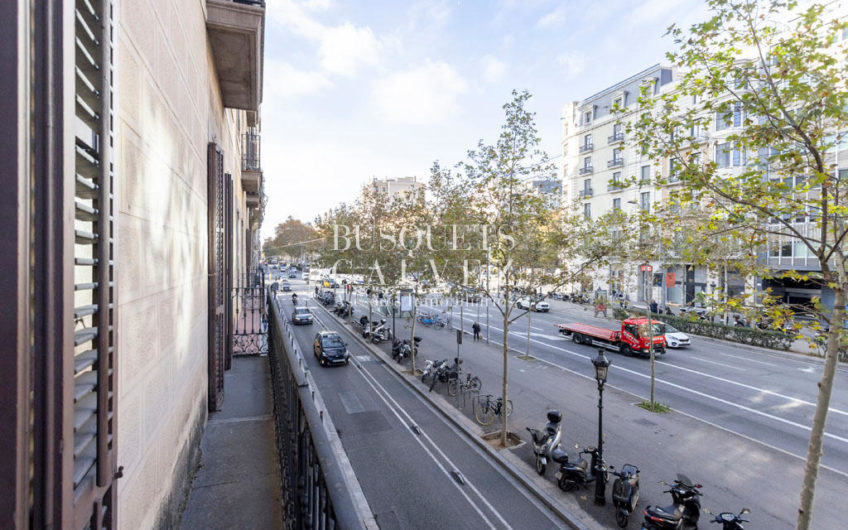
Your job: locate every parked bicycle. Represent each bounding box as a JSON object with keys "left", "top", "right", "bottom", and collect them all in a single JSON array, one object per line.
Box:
[
  {"left": 474, "top": 394, "right": 513, "bottom": 426},
  {"left": 448, "top": 372, "right": 481, "bottom": 397}
]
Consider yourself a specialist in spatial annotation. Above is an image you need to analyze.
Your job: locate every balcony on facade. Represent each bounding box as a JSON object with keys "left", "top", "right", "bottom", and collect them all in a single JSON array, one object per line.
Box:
[
  {"left": 608, "top": 132, "right": 624, "bottom": 144},
  {"left": 608, "top": 158, "right": 624, "bottom": 168},
  {"left": 579, "top": 187, "right": 594, "bottom": 198},
  {"left": 206, "top": 0, "right": 265, "bottom": 111},
  {"left": 579, "top": 166, "right": 594, "bottom": 175},
  {"left": 607, "top": 182, "right": 623, "bottom": 192},
  {"left": 579, "top": 143, "right": 594, "bottom": 153},
  {"left": 241, "top": 130, "right": 262, "bottom": 193}
]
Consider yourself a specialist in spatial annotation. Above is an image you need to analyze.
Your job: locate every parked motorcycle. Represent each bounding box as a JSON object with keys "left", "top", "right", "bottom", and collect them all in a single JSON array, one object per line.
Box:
[
  {"left": 393, "top": 336, "right": 421, "bottom": 362},
  {"left": 703, "top": 508, "right": 750, "bottom": 530},
  {"left": 640, "top": 474, "right": 702, "bottom": 530},
  {"left": 557, "top": 446, "right": 608, "bottom": 493},
  {"left": 610, "top": 464, "right": 640, "bottom": 528},
  {"left": 365, "top": 319, "right": 391, "bottom": 344},
  {"left": 430, "top": 357, "right": 461, "bottom": 391},
  {"left": 420, "top": 358, "right": 445, "bottom": 381},
  {"left": 526, "top": 410, "right": 563, "bottom": 475}
]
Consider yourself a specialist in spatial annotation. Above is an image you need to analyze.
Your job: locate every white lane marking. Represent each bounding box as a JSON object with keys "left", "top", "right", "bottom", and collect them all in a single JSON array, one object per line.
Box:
[
  {"left": 799, "top": 366, "right": 815, "bottom": 373},
  {"left": 675, "top": 356, "right": 745, "bottom": 371},
  {"left": 709, "top": 350, "right": 779, "bottom": 367},
  {"left": 440, "top": 305, "right": 848, "bottom": 419},
  {"left": 529, "top": 338, "right": 848, "bottom": 444},
  {"left": 350, "top": 352, "right": 510, "bottom": 529},
  {"left": 312, "top": 306, "right": 512, "bottom": 529},
  {"left": 653, "top": 360, "right": 848, "bottom": 418},
  {"left": 483, "top": 336, "right": 848, "bottom": 478}
]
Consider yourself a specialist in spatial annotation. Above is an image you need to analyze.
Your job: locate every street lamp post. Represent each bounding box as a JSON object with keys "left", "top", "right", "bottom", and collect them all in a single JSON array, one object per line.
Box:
[{"left": 592, "top": 349, "right": 611, "bottom": 505}]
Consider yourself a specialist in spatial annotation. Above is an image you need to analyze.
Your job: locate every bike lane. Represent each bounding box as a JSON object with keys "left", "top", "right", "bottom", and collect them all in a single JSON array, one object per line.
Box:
[{"left": 279, "top": 293, "right": 577, "bottom": 530}]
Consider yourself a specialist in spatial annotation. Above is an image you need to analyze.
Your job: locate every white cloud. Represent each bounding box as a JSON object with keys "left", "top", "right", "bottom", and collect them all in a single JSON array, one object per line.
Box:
[
  {"left": 555, "top": 53, "right": 586, "bottom": 78},
  {"left": 265, "top": 61, "right": 333, "bottom": 99},
  {"left": 268, "top": 1, "right": 381, "bottom": 78},
  {"left": 319, "top": 23, "right": 381, "bottom": 76},
  {"left": 536, "top": 5, "right": 567, "bottom": 28},
  {"left": 302, "top": 0, "right": 331, "bottom": 11},
  {"left": 372, "top": 61, "right": 468, "bottom": 124},
  {"left": 631, "top": 0, "right": 689, "bottom": 25},
  {"left": 481, "top": 55, "right": 507, "bottom": 83}
]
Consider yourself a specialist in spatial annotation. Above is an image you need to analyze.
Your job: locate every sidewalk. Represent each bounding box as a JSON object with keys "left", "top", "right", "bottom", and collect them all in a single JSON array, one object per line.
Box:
[{"left": 180, "top": 356, "right": 282, "bottom": 530}]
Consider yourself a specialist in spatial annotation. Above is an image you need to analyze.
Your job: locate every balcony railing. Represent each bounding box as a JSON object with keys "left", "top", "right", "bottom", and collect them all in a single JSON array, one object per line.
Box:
[
  {"left": 608, "top": 132, "right": 624, "bottom": 144},
  {"left": 607, "top": 182, "right": 623, "bottom": 192},
  {"left": 579, "top": 166, "right": 594, "bottom": 175},
  {"left": 579, "top": 188, "right": 594, "bottom": 198},
  {"left": 268, "top": 296, "right": 372, "bottom": 529},
  {"left": 579, "top": 143, "right": 594, "bottom": 153},
  {"left": 242, "top": 132, "right": 261, "bottom": 172},
  {"left": 607, "top": 158, "right": 624, "bottom": 168}
]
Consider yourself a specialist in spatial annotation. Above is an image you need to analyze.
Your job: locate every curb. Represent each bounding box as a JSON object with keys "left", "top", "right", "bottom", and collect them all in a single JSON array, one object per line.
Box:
[{"left": 313, "top": 300, "right": 595, "bottom": 530}]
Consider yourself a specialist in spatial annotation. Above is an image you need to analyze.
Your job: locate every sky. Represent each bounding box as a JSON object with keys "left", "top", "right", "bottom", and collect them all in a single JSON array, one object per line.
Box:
[{"left": 260, "top": 0, "right": 708, "bottom": 240}]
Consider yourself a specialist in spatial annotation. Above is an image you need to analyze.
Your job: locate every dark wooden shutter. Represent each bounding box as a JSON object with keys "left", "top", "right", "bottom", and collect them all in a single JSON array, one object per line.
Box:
[
  {"left": 71, "top": 0, "right": 118, "bottom": 526},
  {"left": 208, "top": 144, "right": 226, "bottom": 411}
]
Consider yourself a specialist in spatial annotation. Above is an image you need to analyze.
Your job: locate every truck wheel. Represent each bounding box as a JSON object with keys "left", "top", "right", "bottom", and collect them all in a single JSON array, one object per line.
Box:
[
  {"left": 572, "top": 333, "right": 582, "bottom": 344},
  {"left": 619, "top": 344, "right": 630, "bottom": 356}
]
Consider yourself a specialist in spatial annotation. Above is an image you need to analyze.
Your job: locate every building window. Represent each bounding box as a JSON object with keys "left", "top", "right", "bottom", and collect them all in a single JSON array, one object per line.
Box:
[
  {"left": 613, "top": 198, "right": 621, "bottom": 210},
  {"left": 640, "top": 165, "right": 650, "bottom": 182},
  {"left": 583, "top": 179, "right": 592, "bottom": 193},
  {"left": 669, "top": 159, "right": 679, "bottom": 182},
  {"left": 613, "top": 96, "right": 623, "bottom": 108},
  {"left": 585, "top": 134, "right": 593, "bottom": 148},
  {"left": 613, "top": 123, "right": 622, "bottom": 136},
  {"left": 584, "top": 110, "right": 592, "bottom": 124},
  {"left": 716, "top": 143, "right": 731, "bottom": 168},
  {"left": 584, "top": 203, "right": 591, "bottom": 219},
  {"left": 612, "top": 148, "right": 622, "bottom": 163},
  {"left": 584, "top": 156, "right": 591, "bottom": 169},
  {"left": 612, "top": 171, "right": 621, "bottom": 183},
  {"left": 640, "top": 191, "right": 650, "bottom": 211},
  {"left": 716, "top": 110, "right": 733, "bottom": 131},
  {"left": 733, "top": 102, "right": 743, "bottom": 127}
]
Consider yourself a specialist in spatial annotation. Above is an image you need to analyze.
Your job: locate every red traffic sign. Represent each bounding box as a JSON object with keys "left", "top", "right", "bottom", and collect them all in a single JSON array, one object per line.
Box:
[{"left": 640, "top": 264, "right": 653, "bottom": 272}]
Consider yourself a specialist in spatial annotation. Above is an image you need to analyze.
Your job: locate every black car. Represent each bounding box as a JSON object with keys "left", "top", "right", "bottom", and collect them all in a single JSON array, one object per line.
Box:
[
  {"left": 292, "top": 307, "right": 313, "bottom": 325},
  {"left": 313, "top": 331, "right": 350, "bottom": 366}
]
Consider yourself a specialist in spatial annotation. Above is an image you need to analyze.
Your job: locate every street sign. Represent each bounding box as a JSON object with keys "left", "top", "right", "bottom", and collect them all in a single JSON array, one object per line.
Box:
[{"left": 640, "top": 264, "right": 653, "bottom": 272}]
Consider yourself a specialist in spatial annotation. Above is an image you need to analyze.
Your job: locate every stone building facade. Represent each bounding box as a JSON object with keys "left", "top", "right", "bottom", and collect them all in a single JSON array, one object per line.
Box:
[{"left": 0, "top": 0, "right": 266, "bottom": 528}]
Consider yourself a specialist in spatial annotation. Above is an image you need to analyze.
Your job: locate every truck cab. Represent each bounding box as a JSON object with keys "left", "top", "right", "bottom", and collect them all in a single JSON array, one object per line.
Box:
[{"left": 620, "top": 317, "right": 666, "bottom": 356}]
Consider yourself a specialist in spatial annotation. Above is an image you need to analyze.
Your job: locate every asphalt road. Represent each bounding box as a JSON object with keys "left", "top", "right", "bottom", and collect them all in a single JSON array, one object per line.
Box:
[
  {"left": 338, "top": 289, "right": 846, "bottom": 529},
  {"left": 276, "top": 284, "right": 570, "bottom": 530}
]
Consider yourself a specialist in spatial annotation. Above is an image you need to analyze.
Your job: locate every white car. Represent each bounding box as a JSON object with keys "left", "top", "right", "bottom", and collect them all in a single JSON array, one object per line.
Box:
[
  {"left": 663, "top": 323, "right": 691, "bottom": 348},
  {"left": 516, "top": 298, "right": 549, "bottom": 312},
  {"left": 302, "top": 272, "right": 309, "bottom": 280},
  {"left": 532, "top": 300, "right": 550, "bottom": 312},
  {"left": 516, "top": 298, "right": 532, "bottom": 310}
]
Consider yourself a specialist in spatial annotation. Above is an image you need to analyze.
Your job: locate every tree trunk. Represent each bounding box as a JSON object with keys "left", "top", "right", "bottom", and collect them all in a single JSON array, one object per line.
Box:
[
  {"left": 797, "top": 287, "right": 845, "bottom": 529},
  {"left": 501, "top": 282, "right": 510, "bottom": 448},
  {"left": 410, "top": 289, "right": 418, "bottom": 374}
]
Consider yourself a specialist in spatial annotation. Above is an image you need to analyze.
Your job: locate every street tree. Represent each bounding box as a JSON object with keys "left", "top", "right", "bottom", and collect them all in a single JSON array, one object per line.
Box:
[
  {"left": 453, "top": 90, "right": 619, "bottom": 447},
  {"left": 264, "top": 216, "right": 320, "bottom": 262},
  {"left": 627, "top": 1, "right": 847, "bottom": 527}
]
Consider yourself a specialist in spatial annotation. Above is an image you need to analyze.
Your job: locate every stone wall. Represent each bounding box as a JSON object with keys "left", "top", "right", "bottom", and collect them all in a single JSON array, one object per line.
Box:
[{"left": 116, "top": 0, "right": 251, "bottom": 526}]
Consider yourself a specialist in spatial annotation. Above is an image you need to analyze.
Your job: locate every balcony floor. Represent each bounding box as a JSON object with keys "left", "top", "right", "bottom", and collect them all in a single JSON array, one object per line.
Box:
[{"left": 180, "top": 356, "right": 282, "bottom": 529}]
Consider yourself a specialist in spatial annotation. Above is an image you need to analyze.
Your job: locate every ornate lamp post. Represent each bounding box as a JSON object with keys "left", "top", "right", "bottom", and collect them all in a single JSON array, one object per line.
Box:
[{"left": 592, "top": 348, "right": 611, "bottom": 505}]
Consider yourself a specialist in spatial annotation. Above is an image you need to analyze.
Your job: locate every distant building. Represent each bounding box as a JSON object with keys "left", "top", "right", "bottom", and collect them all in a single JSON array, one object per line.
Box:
[
  {"left": 371, "top": 176, "right": 425, "bottom": 200},
  {"left": 528, "top": 177, "right": 563, "bottom": 207}
]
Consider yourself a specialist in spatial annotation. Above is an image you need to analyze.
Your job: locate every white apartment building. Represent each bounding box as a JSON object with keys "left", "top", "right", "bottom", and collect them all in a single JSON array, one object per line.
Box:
[
  {"left": 371, "top": 176, "right": 426, "bottom": 200},
  {"left": 562, "top": 11, "right": 848, "bottom": 311},
  {"left": 561, "top": 65, "right": 708, "bottom": 307}
]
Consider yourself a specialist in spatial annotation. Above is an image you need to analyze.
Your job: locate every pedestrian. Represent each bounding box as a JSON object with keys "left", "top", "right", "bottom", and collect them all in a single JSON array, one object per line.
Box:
[
  {"left": 650, "top": 300, "right": 658, "bottom": 314},
  {"left": 594, "top": 299, "right": 608, "bottom": 318},
  {"left": 472, "top": 321, "right": 481, "bottom": 341}
]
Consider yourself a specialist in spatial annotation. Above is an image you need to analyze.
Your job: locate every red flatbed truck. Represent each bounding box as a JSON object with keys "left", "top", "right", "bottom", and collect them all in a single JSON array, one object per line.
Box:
[{"left": 555, "top": 317, "right": 666, "bottom": 357}]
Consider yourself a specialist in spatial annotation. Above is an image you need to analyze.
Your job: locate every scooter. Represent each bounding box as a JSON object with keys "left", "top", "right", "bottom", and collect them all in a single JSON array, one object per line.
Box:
[
  {"left": 610, "top": 463, "right": 640, "bottom": 528},
  {"left": 703, "top": 508, "right": 750, "bottom": 530},
  {"left": 640, "top": 474, "right": 702, "bottom": 530},
  {"left": 393, "top": 336, "right": 421, "bottom": 362},
  {"left": 367, "top": 320, "right": 391, "bottom": 344},
  {"left": 525, "top": 410, "right": 563, "bottom": 475},
  {"left": 420, "top": 358, "right": 445, "bottom": 381},
  {"left": 557, "top": 446, "right": 608, "bottom": 493},
  {"left": 430, "top": 357, "right": 461, "bottom": 391}
]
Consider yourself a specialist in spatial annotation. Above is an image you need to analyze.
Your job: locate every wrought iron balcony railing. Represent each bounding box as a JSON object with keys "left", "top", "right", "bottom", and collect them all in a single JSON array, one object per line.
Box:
[
  {"left": 579, "top": 143, "right": 594, "bottom": 153},
  {"left": 579, "top": 188, "right": 594, "bottom": 198},
  {"left": 579, "top": 166, "right": 594, "bottom": 175},
  {"left": 242, "top": 132, "right": 261, "bottom": 172},
  {"left": 607, "top": 158, "right": 624, "bottom": 168},
  {"left": 608, "top": 132, "right": 624, "bottom": 144}
]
